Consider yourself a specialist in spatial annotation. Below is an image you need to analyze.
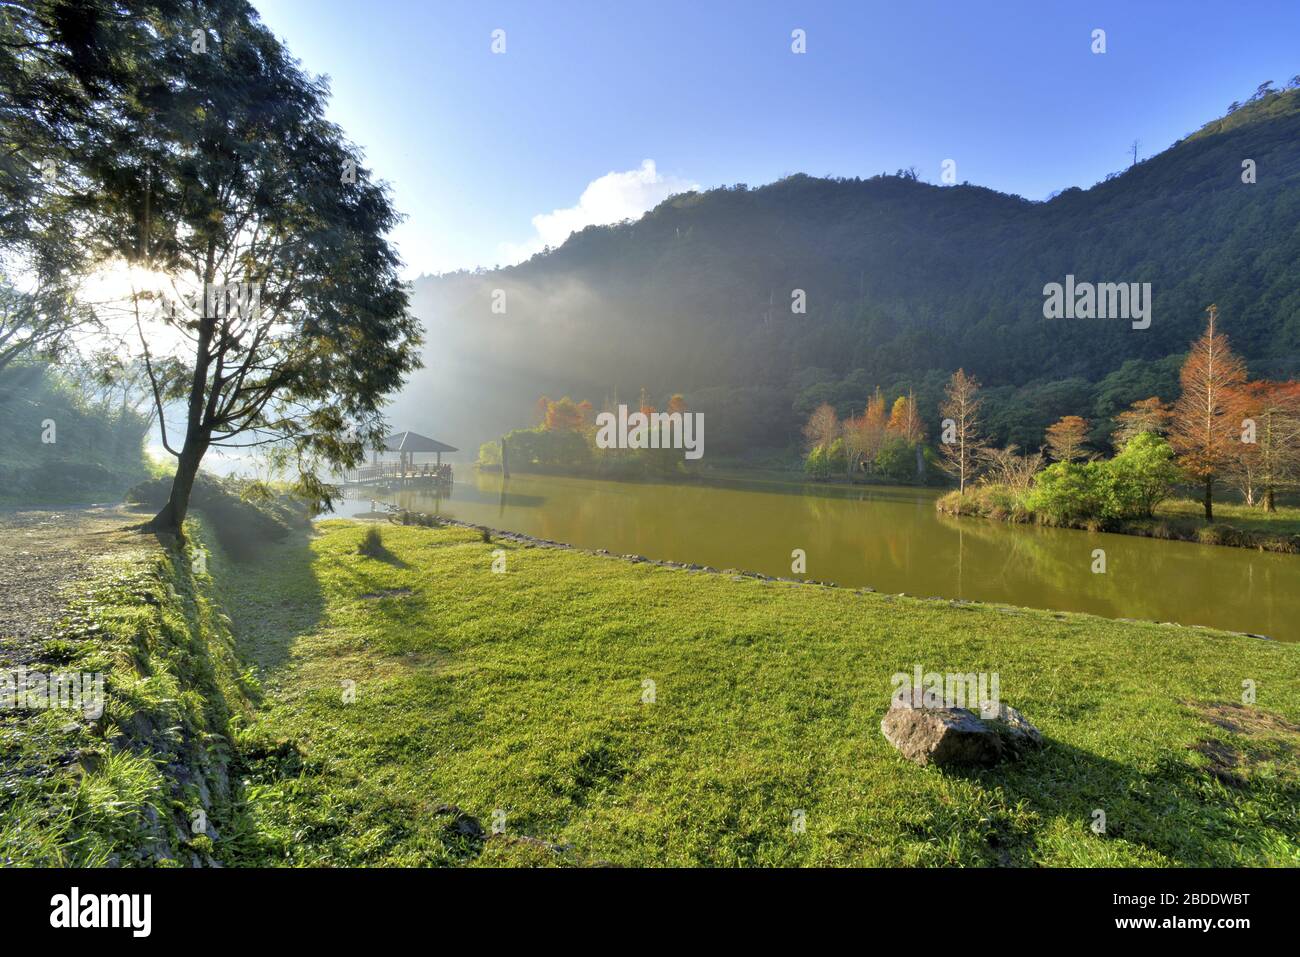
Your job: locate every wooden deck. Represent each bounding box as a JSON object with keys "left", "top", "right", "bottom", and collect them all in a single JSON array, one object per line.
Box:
[{"left": 343, "top": 462, "right": 453, "bottom": 486}]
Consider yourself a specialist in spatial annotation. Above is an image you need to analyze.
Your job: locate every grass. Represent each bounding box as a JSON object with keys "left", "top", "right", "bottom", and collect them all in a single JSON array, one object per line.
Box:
[
  {"left": 1155, "top": 498, "right": 1300, "bottom": 537},
  {"left": 0, "top": 519, "right": 253, "bottom": 866},
  {"left": 214, "top": 519, "right": 1300, "bottom": 867}
]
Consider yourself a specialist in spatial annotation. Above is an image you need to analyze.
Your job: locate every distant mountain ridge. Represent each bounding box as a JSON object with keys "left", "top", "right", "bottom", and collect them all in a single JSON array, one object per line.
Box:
[{"left": 397, "top": 88, "right": 1300, "bottom": 454}]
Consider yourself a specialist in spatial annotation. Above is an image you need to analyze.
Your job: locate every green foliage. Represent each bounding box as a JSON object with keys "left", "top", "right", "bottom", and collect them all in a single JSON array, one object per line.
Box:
[
  {"left": 0, "top": 276, "right": 94, "bottom": 377},
  {"left": 1101, "top": 432, "right": 1183, "bottom": 518},
  {"left": 982, "top": 378, "right": 1094, "bottom": 451},
  {"left": 804, "top": 438, "right": 845, "bottom": 479},
  {"left": 803, "top": 444, "right": 828, "bottom": 478},
  {"left": 500, "top": 427, "right": 591, "bottom": 468},
  {"left": 1023, "top": 434, "right": 1185, "bottom": 525},
  {"left": 682, "top": 386, "right": 799, "bottom": 456},
  {"left": 0, "top": 362, "right": 152, "bottom": 503},
  {"left": 2, "top": 1, "right": 423, "bottom": 527},
  {"left": 875, "top": 436, "right": 916, "bottom": 481},
  {"left": 1091, "top": 357, "right": 1185, "bottom": 437},
  {"left": 825, "top": 437, "right": 847, "bottom": 474},
  {"left": 1024, "top": 462, "right": 1106, "bottom": 524}
]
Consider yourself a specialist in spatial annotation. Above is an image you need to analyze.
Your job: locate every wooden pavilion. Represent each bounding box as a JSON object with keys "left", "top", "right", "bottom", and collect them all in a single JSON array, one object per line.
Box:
[{"left": 346, "top": 430, "right": 458, "bottom": 485}]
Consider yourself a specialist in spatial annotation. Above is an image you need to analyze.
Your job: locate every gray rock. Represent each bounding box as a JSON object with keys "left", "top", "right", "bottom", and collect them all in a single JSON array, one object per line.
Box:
[
  {"left": 881, "top": 697, "right": 1042, "bottom": 767},
  {"left": 981, "top": 702, "right": 1044, "bottom": 757}
]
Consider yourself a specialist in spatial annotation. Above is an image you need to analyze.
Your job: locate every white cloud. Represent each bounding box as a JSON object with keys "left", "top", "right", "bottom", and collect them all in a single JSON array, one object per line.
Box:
[{"left": 498, "top": 160, "right": 697, "bottom": 264}]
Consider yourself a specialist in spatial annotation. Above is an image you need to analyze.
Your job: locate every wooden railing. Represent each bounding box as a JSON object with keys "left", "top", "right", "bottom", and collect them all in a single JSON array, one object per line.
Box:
[{"left": 345, "top": 463, "right": 453, "bottom": 483}]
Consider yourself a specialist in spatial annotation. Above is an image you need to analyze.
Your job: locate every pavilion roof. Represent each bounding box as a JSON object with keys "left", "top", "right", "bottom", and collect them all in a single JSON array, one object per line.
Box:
[{"left": 382, "top": 431, "right": 458, "bottom": 454}]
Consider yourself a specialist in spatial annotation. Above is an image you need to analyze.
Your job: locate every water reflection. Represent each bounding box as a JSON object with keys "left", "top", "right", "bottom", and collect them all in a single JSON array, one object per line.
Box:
[{"left": 347, "top": 470, "right": 1300, "bottom": 641}]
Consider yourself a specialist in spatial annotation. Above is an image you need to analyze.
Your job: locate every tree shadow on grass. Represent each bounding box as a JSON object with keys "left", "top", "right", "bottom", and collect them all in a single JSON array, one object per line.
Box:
[
  {"left": 356, "top": 529, "right": 411, "bottom": 568},
  {"left": 202, "top": 521, "right": 329, "bottom": 674},
  {"left": 940, "top": 714, "right": 1300, "bottom": 866}
]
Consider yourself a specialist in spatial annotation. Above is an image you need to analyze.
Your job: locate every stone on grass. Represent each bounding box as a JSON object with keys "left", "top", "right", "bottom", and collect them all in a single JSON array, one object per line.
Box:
[
  {"left": 881, "top": 697, "right": 1042, "bottom": 767},
  {"left": 980, "top": 701, "right": 1044, "bottom": 758}
]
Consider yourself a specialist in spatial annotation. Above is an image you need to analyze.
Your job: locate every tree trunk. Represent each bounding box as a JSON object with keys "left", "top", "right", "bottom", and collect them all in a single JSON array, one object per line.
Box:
[
  {"left": 1203, "top": 474, "right": 1213, "bottom": 522},
  {"left": 148, "top": 251, "right": 218, "bottom": 540},
  {"left": 1265, "top": 487, "right": 1276, "bottom": 512},
  {"left": 148, "top": 434, "right": 207, "bottom": 536}
]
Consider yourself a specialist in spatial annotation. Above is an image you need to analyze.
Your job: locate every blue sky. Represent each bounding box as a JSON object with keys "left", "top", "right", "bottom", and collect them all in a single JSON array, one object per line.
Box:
[{"left": 253, "top": 0, "right": 1300, "bottom": 278}]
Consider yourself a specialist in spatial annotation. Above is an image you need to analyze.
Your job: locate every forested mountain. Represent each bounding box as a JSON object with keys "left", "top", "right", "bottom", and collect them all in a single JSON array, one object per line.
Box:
[{"left": 395, "top": 87, "right": 1300, "bottom": 457}]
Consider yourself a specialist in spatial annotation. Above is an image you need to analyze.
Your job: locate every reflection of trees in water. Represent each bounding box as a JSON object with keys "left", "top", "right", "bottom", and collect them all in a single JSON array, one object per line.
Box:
[
  {"left": 938, "top": 513, "right": 1165, "bottom": 614},
  {"left": 935, "top": 512, "right": 1293, "bottom": 636},
  {"left": 798, "top": 492, "right": 923, "bottom": 585}
]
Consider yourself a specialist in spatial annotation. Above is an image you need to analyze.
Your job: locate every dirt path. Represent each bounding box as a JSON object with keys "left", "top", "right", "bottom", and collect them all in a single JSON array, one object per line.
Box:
[{"left": 0, "top": 505, "right": 154, "bottom": 667}]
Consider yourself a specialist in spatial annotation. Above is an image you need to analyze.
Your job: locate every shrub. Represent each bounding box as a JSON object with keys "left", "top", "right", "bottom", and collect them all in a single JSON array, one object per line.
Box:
[
  {"left": 980, "top": 484, "right": 1027, "bottom": 520},
  {"left": 803, "top": 444, "right": 829, "bottom": 479},
  {"left": 1024, "top": 461, "right": 1105, "bottom": 524},
  {"left": 1018, "top": 433, "right": 1182, "bottom": 526},
  {"left": 1198, "top": 524, "right": 1249, "bottom": 548},
  {"left": 936, "top": 489, "right": 964, "bottom": 514},
  {"left": 875, "top": 436, "right": 916, "bottom": 482},
  {"left": 500, "top": 427, "right": 590, "bottom": 467},
  {"left": 825, "top": 437, "right": 847, "bottom": 475},
  {"left": 805, "top": 438, "right": 847, "bottom": 480},
  {"left": 979, "top": 445, "right": 1043, "bottom": 492},
  {"left": 937, "top": 484, "right": 1030, "bottom": 521},
  {"left": 1102, "top": 432, "right": 1181, "bottom": 519}
]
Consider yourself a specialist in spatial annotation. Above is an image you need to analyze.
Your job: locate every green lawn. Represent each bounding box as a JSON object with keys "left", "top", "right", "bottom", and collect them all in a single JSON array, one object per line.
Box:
[
  {"left": 1156, "top": 498, "right": 1300, "bottom": 537},
  {"left": 208, "top": 519, "right": 1300, "bottom": 867}
]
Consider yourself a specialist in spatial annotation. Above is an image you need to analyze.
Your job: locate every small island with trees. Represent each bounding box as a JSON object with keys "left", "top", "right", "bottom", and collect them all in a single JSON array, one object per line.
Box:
[{"left": 927, "top": 305, "right": 1300, "bottom": 550}]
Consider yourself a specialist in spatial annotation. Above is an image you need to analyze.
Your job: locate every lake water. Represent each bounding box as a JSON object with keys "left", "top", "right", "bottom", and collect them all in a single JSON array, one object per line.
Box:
[{"left": 351, "top": 470, "right": 1300, "bottom": 642}]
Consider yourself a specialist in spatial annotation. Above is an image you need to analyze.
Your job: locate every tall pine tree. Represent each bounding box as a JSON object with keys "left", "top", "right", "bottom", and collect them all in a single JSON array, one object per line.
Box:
[{"left": 1170, "top": 305, "right": 1247, "bottom": 521}]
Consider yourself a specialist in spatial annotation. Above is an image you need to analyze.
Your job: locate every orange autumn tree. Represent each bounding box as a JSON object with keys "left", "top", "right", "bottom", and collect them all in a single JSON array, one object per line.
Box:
[
  {"left": 1170, "top": 305, "right": 1247, "bottom": 521},
  {"left": 861, "top": 386, "right": 888, "bottom": 472},
  {"left": 1112, "top": 396, "right": 1172, "bottom": 447},
  {"left": 543, "top": 396, "right": 591, "bottom": 431},
  {"left": 1229, "top": 380, "right": 1300, "bottom": 511},
  {"left": 887, "top": 390, "right": 925, "bottom": 444},
  {"left": 887, "top": 389, "right": 927, "bottom": 481},
  {"left": 533, "top": 395, "right": 551, "bottom": 426},
  {"left": 1044, "top": 415, "right": 1090, "bottom": 462}
]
